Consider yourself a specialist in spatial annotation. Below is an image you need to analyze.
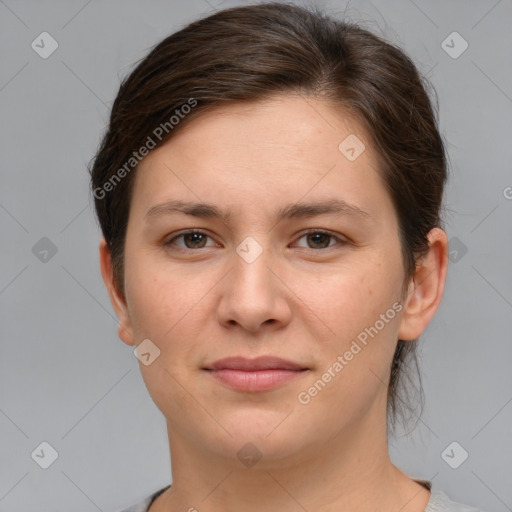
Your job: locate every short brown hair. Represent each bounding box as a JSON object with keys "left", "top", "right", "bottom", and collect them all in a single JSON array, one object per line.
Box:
[{"left": 89, "top": 1, "right": 446, "bottom": 431}]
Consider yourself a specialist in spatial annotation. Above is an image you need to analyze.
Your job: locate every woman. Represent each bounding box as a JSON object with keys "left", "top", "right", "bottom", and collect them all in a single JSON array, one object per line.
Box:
[{"left": 90, "top": 3, "right": 482, "bottom": 511}]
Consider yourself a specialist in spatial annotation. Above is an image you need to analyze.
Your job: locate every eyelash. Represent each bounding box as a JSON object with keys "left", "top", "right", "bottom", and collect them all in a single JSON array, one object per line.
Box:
[{"left": 165, "top": 229, "right": 347, "bottom": 252}]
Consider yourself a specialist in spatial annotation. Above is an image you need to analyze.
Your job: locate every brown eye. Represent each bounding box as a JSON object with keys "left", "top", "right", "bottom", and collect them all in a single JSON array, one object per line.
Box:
[
  {"left": 182, "top": 232, "right": 208, "bottom": 248},
  {"left": 166, "top": 230, "right": 214, "bottom": 250},
  {"left": 294, "top": 230, "right": 344, "bottom": 250},
  {"left": 306, "top": 232, "right": 332, "bottom": 249}
]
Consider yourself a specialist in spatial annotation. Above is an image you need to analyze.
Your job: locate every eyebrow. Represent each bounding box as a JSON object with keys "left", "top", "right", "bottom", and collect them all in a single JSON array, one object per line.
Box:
[{"left": 144, "top": 198, "right": 370, "bottom": 223}]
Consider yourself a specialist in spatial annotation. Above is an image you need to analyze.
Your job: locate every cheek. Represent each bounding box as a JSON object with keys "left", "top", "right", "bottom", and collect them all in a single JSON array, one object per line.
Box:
[
  {"left": 126, "top": 273, "right": 196, "bottom": 338},
  {"left": 295, "top": 254, "right": 404, "bottom": 394},
  {"left": 124, "top": 250, "right": 217, "bottom": 363},
  {"left": 123, "top": 260, "right": 210, "bottom": 409},
  {"left": 293, "top": 264, "right": 403, "bottom": 422},
  {"left": 292, "top": 257, "right": 402, "bottom": 340}
]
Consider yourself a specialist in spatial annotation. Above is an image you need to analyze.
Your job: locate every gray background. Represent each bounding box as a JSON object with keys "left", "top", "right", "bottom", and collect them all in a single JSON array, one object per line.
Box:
[{"left": 0, "top": 0, "right": 511, "bottom": 511}]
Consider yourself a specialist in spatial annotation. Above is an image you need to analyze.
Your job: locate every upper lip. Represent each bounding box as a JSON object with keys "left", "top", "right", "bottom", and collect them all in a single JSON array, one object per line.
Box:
[{"left": 206, "top": 356, "right": 306, "bottom": 371}]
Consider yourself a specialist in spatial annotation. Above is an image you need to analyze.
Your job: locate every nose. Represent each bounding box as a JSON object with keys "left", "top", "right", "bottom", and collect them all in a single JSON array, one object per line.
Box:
[{"left": 216, "top": 243, "right": 292, "bottom": 334}]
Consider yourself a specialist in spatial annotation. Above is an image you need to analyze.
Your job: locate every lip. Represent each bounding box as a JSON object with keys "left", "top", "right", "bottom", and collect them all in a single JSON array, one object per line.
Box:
[
  {"left": 204, "top": 356, "right": 308, "bottom": 392},
  {"left": 207, "top": 356, "right": 305, "bottom": 371}
]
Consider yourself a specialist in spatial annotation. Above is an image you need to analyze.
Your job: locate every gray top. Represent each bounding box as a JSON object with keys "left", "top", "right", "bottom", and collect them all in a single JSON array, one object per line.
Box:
[{"left": 115, "top": 480, "right": 485, "bottom": 512}]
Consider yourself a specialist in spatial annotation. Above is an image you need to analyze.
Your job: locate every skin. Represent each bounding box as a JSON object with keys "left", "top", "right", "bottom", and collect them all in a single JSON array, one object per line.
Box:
[{"left": 99, "top": 94, "right": 448, "bottom": 512}]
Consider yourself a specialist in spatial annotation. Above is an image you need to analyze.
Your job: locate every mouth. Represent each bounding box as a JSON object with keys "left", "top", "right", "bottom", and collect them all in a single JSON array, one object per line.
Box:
[{"left": 203, "top": 356, "right": 309, "bottom": 392}]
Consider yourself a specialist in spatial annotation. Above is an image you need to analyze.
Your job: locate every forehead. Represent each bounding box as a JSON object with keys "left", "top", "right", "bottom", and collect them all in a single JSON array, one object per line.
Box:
[
  {"left": 167, "top": 94, "right": 371, "bottom": 158},
  {"left": 130, "top": 94, "right": 390, "bottom": 222}
]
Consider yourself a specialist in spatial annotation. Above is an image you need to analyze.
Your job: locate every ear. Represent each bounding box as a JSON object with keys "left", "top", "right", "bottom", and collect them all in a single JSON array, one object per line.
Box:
[
  {"left": 398, "top": 227, "right": 449, "bottom": 341},
  {"left": 99, "top": 237, "right": 135, "bottom": 346}
]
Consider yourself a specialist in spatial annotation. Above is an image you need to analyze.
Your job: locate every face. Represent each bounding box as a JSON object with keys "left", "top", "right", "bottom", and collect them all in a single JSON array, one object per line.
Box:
[{"left": 101, "top": 94, "right": 442, "bottom": 468}]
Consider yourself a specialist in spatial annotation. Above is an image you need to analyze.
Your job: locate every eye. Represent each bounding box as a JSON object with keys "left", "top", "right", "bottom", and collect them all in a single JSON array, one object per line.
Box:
[
  {"left": 293, "top": 230, "right": 346, "bottom": 250},
  {"left": 165, "top": 230, "right": 217, "bottom": 250},
  {"left": 165, "top": 229, "right": 346, "bottom": 251}
]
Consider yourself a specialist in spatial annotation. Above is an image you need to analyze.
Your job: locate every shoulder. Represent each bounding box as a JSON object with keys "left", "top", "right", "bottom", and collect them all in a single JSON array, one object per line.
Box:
[
  {"left": 114, "top": 485, "right": 170, "bottom": 512},
  {"left": 114, "top": 484, "right": 486, "bottom": 512},
  {"left": 426, "top": 488, "right": 486, "bottom": 512}
]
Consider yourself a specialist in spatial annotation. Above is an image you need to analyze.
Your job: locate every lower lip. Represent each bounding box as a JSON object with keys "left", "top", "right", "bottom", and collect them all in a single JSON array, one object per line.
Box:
[{"left": 208, "top": 369, "right": 305, "bottom": 392}]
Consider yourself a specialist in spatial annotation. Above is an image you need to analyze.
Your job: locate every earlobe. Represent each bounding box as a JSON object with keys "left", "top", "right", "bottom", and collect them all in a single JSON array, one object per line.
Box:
[
  {"left": 398, "top": 228, "right": 448, "bottom": 341},
  {"left": 98, "top": 237, "right": 135, "bottom": 346}
]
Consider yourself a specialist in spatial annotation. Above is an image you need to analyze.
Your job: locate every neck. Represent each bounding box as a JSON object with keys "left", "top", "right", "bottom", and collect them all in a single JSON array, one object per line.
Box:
[{"left": 153, "top": 397, "right": 429, "bottom": 512}]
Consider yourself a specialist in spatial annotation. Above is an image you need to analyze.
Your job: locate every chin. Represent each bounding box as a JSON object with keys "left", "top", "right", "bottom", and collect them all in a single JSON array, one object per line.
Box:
[{"left": 207, "top": 414, "right": 318, "bottom": 468}]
